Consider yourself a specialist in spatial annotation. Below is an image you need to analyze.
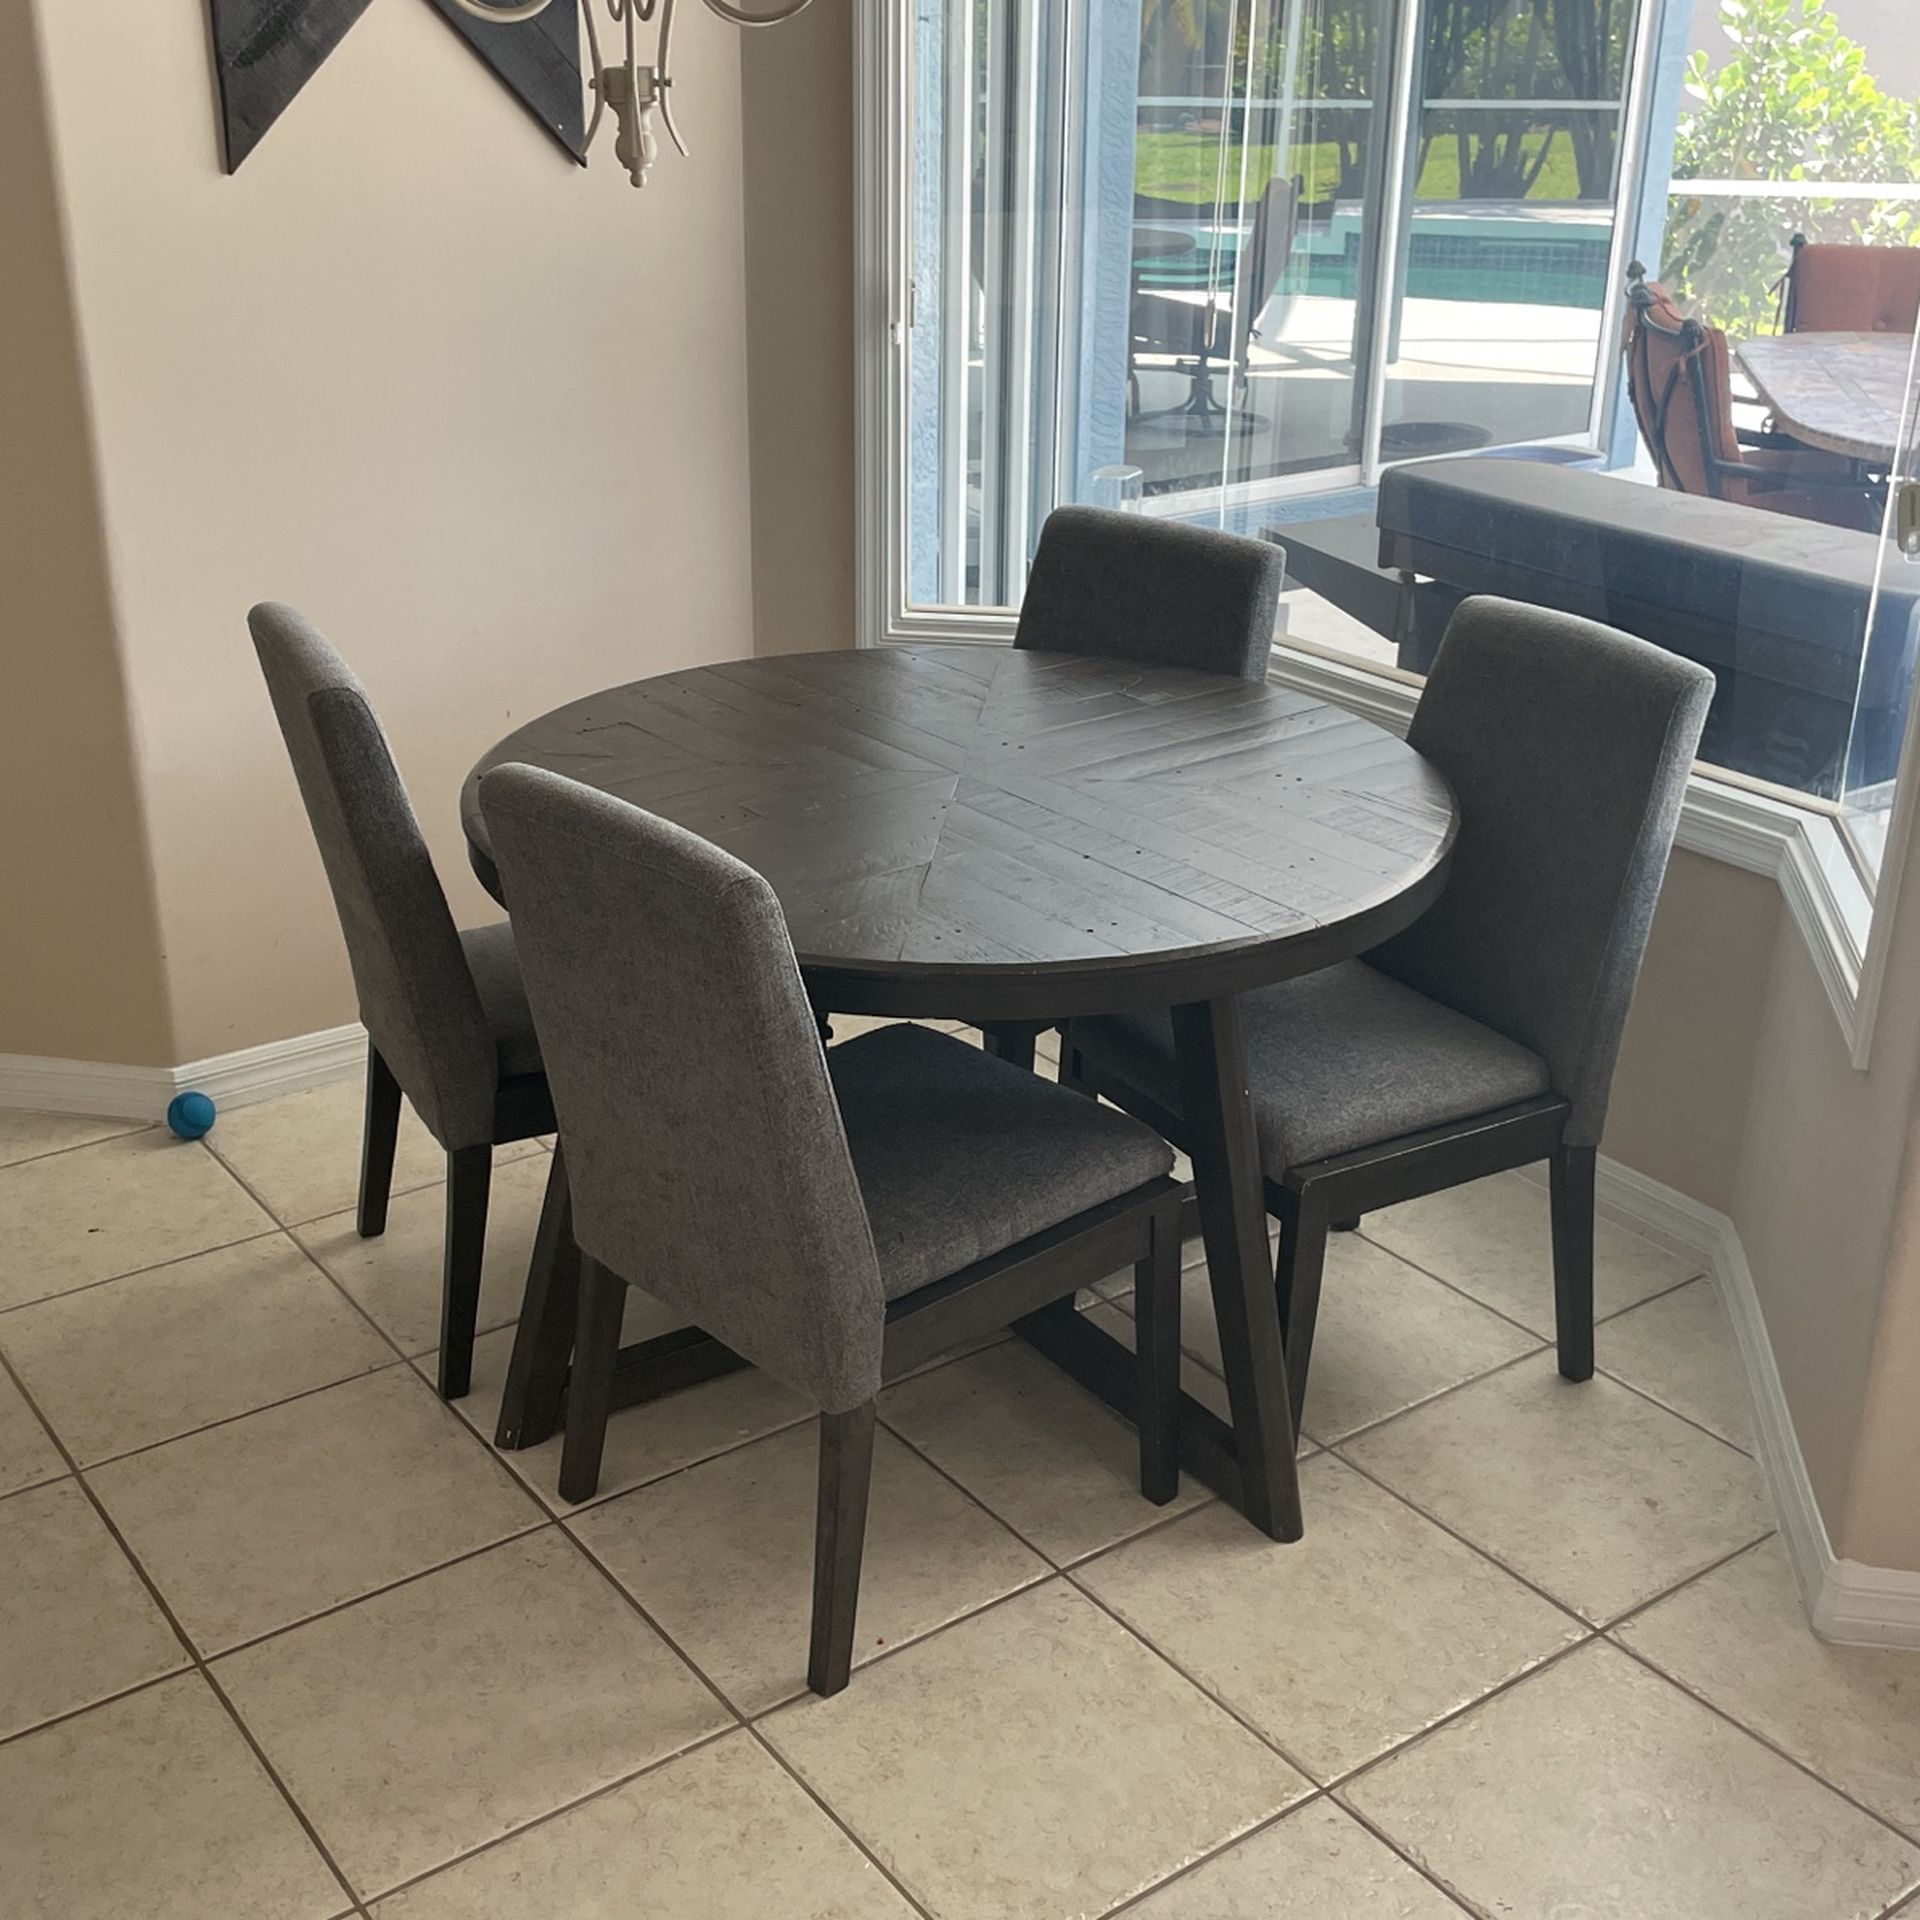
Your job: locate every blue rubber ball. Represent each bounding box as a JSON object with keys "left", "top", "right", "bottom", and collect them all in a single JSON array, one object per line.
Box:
[{"left": 167, "top": 1090, "right": 217, "bottom": 1139}]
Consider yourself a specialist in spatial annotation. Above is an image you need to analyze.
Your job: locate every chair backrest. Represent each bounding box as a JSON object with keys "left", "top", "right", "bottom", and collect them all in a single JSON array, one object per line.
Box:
[
  {"left": 1784, "top": 235, "right": 1920, "bottom": 336},
  {"left": 1233, "top": 174, "right": 1301, "bottom": 367},
  {"left": 1623, "top": 272, "right": 1741, "bottom": 497},
  {"left": 249, "top": 604, "right": 495, "bottom": 1149},
  {"left": 1368, "top": 597, "right": 1714, "bottom": 1147},
  {"left": 1015, "top": 506, "right": 1283, "bottom": 680},
  {"left": 478, "top": 763, "right": 885, "bottom": 1414}
]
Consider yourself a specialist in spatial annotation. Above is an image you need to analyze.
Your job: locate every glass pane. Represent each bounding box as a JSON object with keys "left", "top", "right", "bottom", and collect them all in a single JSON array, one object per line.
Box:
[
  {"left": 905, "top": 0, "right": 1069, "bottom": 609},
  {"left": 1379, "top": 0, "right": 1642, "bottom": 462},
  {"left": 1841, "top": 325, "right": 1920, "bottom": 880},
  {"left": 1125, "top": 0, "right": 1386, "bottom": 501}
]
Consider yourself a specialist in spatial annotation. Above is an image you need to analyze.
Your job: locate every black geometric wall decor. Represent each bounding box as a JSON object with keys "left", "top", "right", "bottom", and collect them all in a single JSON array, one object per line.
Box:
[
  {"left": 424, "top": 0, "right": 586, "bottom": 164},
  {"left": 209, "top": 0, "right": 376, "bottom": 172},
  {"left": 208, "top": 0, "right": 585, "bottom": 175}
]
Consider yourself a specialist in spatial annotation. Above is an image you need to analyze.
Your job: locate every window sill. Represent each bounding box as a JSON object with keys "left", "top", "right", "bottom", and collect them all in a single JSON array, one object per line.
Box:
[{"left": 1267, "top": 643, "right": 1878, "bottom": 1066}]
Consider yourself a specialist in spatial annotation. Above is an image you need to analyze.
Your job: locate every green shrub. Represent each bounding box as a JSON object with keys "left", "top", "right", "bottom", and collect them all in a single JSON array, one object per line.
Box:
[{"left": 1664, "top": 0, "right": 1920, "bottom": 336}]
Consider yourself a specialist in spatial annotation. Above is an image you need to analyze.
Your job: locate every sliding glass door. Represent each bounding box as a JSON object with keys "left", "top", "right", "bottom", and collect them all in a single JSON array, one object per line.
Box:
[
  {"left": 1374, "top": 0, "right": 1648, "bottom": 465},
  {"left": 896, "top": 0, "right": 1652, "bottom": 615}
]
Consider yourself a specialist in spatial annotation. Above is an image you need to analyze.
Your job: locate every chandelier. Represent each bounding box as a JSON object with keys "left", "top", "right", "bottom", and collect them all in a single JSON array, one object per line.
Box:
[{"left": 448, "top": 0, "right": 813, "bottom": 188}]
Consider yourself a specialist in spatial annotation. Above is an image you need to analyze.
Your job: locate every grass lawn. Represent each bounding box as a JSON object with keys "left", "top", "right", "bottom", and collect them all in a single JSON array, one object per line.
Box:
[{"left": 1135, "top": 127, "right": 1587, "bottom": 205}]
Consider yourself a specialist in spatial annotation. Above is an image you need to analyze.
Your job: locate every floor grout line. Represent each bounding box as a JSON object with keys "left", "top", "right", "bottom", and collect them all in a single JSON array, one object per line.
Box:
[
  {"left": 357, "top": 1721, "right": 743, "bottom": 1909},
  {"left": 1327, "top": 1791, "right": 1494, "bottom": 1918},
  {"left": 743, "top": 1721, "right": 940, "bottom": 1920},
  {"left": 1100, "top": 1280, "right": 1556, "bottom": 1461},
  {"left": 190, "top": 1514, "right": 556, "bottom": 1667},
  {"left": 0, "top": 1119, "right": 155, "bottom": 1171},
  {"left": 1590, "top": 1358, "right": 1754, "bottom": 1458},
  {"left": 1324, "top": 1443, "right": 1621, "bottom": 1636},
  {"left": 47, "top": 1348, "right": 416, "bottom": 1476},
  {"left": 0, "top": 1222, "right": 291, "bottom": 1323},
  {"left": 1351, "top": 1218, "right": 1707, "bottom": 1340},
  {"left": 0, "top": 1344, "right": 366, "bottom": 1916},
  {"left": 1091, "top": 1799, "right": 1326, "bottom": 1920},
  {"left": 1604, "top": 1630, "right": 1920, "bottom": 1853},
  {"left": 1322, "top": 1632, "right": 1600, "bottom": 1804}
]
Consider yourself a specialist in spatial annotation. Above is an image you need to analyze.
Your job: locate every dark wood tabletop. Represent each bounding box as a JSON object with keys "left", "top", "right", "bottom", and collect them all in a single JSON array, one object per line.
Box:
[
  {"left": 1736, "top": 330, "right": 1914, "bottom": 465},
  {"left": 463, "top": 644, "right": 1457, "bottom": 1023}
]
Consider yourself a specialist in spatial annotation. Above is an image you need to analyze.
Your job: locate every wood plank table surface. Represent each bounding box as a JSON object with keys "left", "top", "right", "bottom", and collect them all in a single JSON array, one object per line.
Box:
[
  {"left": 1736, "top": 330, "right": 1915, "bottom": 465},
  {"left": 463, "top": 644, "right": 1458, "bottom": 1540}
]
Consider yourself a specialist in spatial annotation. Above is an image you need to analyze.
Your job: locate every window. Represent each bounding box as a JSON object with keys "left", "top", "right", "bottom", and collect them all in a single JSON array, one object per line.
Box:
[
  {"left": 862, "top": 0, "right": 1920, "bottom": 1040},
  {"left": 888, "top": 0, "right": 1654, "bottom": 614}
]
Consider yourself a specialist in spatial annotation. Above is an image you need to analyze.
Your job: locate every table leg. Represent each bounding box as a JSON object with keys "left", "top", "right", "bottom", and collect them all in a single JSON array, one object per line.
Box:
[
  {"left": 1169, "top": 997, "right": 1303, "bottom": 1543},
  {"left": 981, "top": 1020, "right": 1044, "bottom": 1073}
]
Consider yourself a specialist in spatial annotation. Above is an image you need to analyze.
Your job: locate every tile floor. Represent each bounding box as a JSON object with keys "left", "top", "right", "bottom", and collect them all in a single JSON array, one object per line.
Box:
[{"left": 3, "top": 1029, "right": 1919, "bottom": 1919}]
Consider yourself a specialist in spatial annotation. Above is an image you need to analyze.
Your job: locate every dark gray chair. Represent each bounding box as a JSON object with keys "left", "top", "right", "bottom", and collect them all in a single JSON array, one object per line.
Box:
[
  {"left": 1015, "top": 505, "right": 1285, "bottom": 683},
  {"left": 478, "top": 762, "right": 1185, "bottom": 1697},
  {"left": 976, "top": 506, "right": 1287, "bottom": 1071},
  {"left": 1063, "top": 597, "right": 1715, "bottom": 1418},
  {"left": 250, "top": 604, "right": 557, "bottom": 1403}
]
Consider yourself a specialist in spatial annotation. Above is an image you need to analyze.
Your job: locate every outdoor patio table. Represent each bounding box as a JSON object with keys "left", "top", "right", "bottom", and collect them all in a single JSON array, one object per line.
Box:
[
  {"left": 1736, "top": 331, "right": 1914, "bottom": 467},
  {"left": 461, "top": 644, "right": 1457, "bottom": 1541}
]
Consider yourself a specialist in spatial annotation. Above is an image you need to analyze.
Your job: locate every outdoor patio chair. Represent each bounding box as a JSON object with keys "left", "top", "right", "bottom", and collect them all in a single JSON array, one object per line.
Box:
[
  {"left": 1624, "top": 267, "right": 1880, "bottom": 533},
  {"left": 1781, "top": 233, "right": 1920, "bottom": 337},
  {"left": 1130, "top": 175, "right": 1299, "bottom": 430}
]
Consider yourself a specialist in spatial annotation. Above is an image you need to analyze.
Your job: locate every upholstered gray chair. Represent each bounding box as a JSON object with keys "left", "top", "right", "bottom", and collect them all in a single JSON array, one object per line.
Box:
[
  {"left": 1064, "top": 597, "right": 1714, "bottom": 1418},
  {"left": 250, "top": 604, "right": 556, "bottom": 1403},
  {"left": 973, "top": 506, "right": 1289, "bottom": 1071},
  {"left": 1016, "top": 506, "right": 1286, "bottom": 682},
  {"left": 479, "top": 762, "right": 1184, "bottom": 1697}
]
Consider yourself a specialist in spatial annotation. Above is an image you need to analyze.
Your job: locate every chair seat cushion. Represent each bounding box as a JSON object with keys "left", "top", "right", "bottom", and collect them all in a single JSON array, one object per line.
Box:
[
  {"left": 460, "top": 922, "right": 544, "bottom": 1082},
  {"left": 1070, "top": 960, "right": 1552, "bottom": 1179},
  {"left": 829, "top": 1023, "right": 1175, "bottom": 1299}
]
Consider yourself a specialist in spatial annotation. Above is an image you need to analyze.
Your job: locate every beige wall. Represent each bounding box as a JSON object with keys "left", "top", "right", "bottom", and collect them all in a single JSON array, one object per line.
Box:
[
  {"left": 1604, "top": 850, "right": 1780, "bottom": 1216},
  {"left": 741, "top": 0, "right": 858, "bottom": 657},
  {"left": 0, "top": 4, "right": 174, "bottom": 1064},
  {"left": 1736, "top": 802, "right": 1920, "bottom": 1566},
  {"left": 27, "top": 0, "right": 758, "bottom": 1063},
  {"left": 1603, "top": 820, "right": 1920, "bottom": 1565}
]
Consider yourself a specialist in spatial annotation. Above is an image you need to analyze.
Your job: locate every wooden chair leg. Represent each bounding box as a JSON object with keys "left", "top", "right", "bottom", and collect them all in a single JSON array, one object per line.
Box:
[
  {"left": 357, "top": 1044, "right": 402, "bottom": 1239},
  {"left": 1133, "top": 1198, "right": 1183, "bottom": 1505},
  {"left": 494, "top": 1142, "right": 580, "bottom": 1451},
  {"left": 558, "top": 1255, "right": 625, "bottom": 1504},
  {"left": 1550, "top": 1144, "right": 1597, "bottom": 1382},
  {"left": 1274, "top": 1193, "right": 1329, "bottom": 1435},
  {"left": 808, "top": 1402, "right": 877, "bottom": 1698},
  {"left": 436, "top": 1145, "right": 492, "bottom": 1402}
]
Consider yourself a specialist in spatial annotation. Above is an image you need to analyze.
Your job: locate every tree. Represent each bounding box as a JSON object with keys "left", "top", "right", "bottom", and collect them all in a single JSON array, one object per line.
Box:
[
  {"left": 1664, "top": 0, "right": 1920, "bottom": 334},
  {"left": 1306, "top": 0, "right": 1631, "bottom": 203}
]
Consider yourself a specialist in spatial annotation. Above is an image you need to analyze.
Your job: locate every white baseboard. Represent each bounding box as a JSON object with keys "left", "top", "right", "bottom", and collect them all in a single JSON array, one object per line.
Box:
[
  {"left": 1523, "top": 1154, "right": 1920, "bottom": 1650},
  {"left": 0, "top": 1022, "right": 367, "bottom": 1124}
]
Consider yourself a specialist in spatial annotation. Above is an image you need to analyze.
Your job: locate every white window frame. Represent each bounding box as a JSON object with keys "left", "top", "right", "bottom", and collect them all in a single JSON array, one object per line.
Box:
[{"left": 852, "top": 0, "right": 1901, "bottom": 1067}]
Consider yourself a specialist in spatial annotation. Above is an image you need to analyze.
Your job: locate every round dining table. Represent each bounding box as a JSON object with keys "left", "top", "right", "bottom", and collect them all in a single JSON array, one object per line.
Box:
[
  {"left": 1735, "top": 330, "right": 1914, "bottom": 466},
  {"left": 462, "top": 643, "right": 1458, "bottom": 1540}
]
